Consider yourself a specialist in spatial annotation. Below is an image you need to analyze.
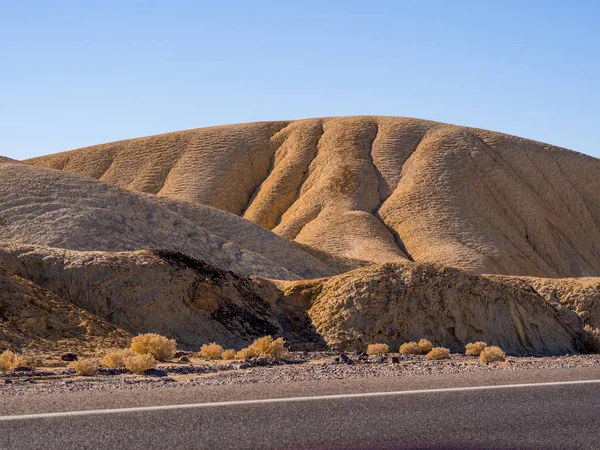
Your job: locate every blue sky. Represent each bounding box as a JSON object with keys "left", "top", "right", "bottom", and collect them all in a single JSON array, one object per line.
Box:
[{"left": 1, "top": 0, "right": 599, "bottom": 160}]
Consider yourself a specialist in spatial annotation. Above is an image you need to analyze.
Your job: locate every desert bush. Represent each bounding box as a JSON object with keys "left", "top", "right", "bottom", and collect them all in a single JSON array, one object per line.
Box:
[
  {"left": 418, "top": 339, "right": 433, "bottom": 354},
  {"left": 367, "top": 343, "right": 389, "bottom": 355},
  {"left": 199, "top": 343, "right": 224, "bottom": 360},
  {"left": 234, "top": 346, "right": 261, "bottom": 360},
  {"left": 479, "top": 346, "right": 505, "bottom": 363},
  {"left": 465, "top": 341, "right": 487, "bottom": 356},
  {"left": 124, "top": 353, "right": 157, "bottom": 374},
  {"left": 581, "top": 325, "right": 600, "bottom": 353},
  {"left": 399, "top": 342, "right": 421, "bottom": 355},
  {"left": 100, "top": 349, "right": 132, "bottom": 368},
  {"left": 68, "top": 358, "right": 98, "bottom": 376},
  {"left": 0, "top": 350, "right": 21, "bottom": 371},
  {"left": 130, "top": 333, "right": 177, "bottom": 361},
  {"left": 425, "top": 347, "right": 451, "bottom": 360},
  {"left": 221, "top": 349, "right": 237, "bottom": 360},
  {"left": 250, "top": 336, "right": 288, "bottom": 359}
]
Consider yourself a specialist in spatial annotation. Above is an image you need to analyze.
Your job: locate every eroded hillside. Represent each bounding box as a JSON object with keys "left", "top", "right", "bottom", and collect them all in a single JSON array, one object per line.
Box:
[{"left": 29, "top": 116, "right": 600, "bottom": 278}]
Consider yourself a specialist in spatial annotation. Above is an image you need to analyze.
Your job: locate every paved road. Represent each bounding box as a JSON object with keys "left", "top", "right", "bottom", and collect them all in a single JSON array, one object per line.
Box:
[{"left": 1, "top": 367, "right": 600, "bottom": 449}]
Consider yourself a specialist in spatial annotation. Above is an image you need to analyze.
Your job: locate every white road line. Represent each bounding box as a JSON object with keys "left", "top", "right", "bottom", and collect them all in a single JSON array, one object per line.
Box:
[{"left": 2, "top": 378, "right": 600, "bottom": 421}]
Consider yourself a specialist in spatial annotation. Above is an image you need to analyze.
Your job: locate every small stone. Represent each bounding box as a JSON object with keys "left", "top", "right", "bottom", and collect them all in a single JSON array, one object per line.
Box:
[
  {"left": 391, "top": 356, "right": 400, "bottom": 364},
  {"left": 4, "top": 379, "right": 12, "bottom": 385},
  {"left": 13, "top": 366, "right": 34, "bottom": 372},
  {"left": 255, "top": 357, "right": 271, "bottom": 367},
  {"left": 178, "top": 356, "right": 190, "bottom": 363},
  {"left": 238, "top": 362, "right": 251, "bottom": 370},
  {"left": 61, "top": 353, "right": 78, "bottom": 362},
  {"left": 143, "top": 368, "right": 168, "bottom": 377}
]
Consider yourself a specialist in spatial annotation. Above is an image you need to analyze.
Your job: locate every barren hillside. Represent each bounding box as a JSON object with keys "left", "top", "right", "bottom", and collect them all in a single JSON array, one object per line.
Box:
[
  {"left": 29, "top": 116, "right": 600, "bottom": 278},
  {"left": 0, "top": 159, "right": 338, "bottom": 280}
]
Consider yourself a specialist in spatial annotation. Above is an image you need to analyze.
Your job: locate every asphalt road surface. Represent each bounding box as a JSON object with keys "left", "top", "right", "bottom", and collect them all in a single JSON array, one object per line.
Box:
[{"left": 1, "top": 367, "right": 600, "bottom": 449}]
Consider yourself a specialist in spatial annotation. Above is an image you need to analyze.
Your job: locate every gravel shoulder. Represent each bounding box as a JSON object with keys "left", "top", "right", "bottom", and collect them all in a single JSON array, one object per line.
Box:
[{"left": 2, "top": 352, "right": 600, "bottom": 397}]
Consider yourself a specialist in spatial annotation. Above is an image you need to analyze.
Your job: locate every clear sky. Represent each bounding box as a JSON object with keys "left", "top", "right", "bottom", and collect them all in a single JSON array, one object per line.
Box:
[{"left": 1, "top": 0, "right": 599, "bottom": 160}]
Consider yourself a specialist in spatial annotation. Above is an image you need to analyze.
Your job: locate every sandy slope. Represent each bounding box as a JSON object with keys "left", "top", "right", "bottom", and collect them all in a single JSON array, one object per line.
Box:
[
  {"left": 0, "top": 159, "right": 337, "bottom": 280},
  {"left": 29, "top": 116, "right": 600, "bottom": 277}
]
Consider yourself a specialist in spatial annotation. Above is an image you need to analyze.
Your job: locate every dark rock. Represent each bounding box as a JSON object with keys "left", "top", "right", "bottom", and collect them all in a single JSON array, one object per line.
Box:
[
  {"left": 61, "top": 353, "right": 78, "bottom": 362},
  {"left": 4, "top": 379, "right": 12, "bottom": 385},
  {"left": 255, "top": 357, "right": 271, "bottom": 367},
  {"left": 12, "top": 366, "right": 34, "bottom": 372},
  {"left": 339, "top": 353, "right": 354, "bottom": 365},
  {"left": 173, "top": 351, "right": 191, "bottom": 358},
  {"left": 238, "top": 362, "right": 252, "bottom": 370},
  {"left": 354, "top": 350, "right": 367, "bottom": 357},
  {"left": 178, "top": 356, "right": 190, "bottom": 363},
  {"left": 391, "top": 356, "right": 400, "bottom": 364},
  {"left": 143, "top": 368, "right": 168, "bottom": 377}
]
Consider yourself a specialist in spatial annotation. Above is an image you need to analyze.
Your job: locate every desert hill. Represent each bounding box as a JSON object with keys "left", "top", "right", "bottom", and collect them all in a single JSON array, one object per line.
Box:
[
  {"left": 0, "top": 159, "right": 338, "bottom": 280},
  {"left": 28, "top": 116, "right": 600, "bottom": 278},
  {"left": 0, "top": 243, "right": 596, "bottom": 355},
  {"left": 2, "top": 116, "right": 600, "bottom": 357}
]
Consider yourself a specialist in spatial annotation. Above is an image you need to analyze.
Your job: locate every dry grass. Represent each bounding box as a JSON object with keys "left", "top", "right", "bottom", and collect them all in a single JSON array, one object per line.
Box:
[
  {"left": 465, "top": 341, "right": 488, "bottom": 356},
  {"left": 68, "top": 359, "right": 98, "bottom": 376},
  {"left": 100, "top": 349, "right": 132, "bottom": 368},
  {"left": 130, "top": 333, "right": 177, "bottom": 361},
  {"left": 124, "top": 353, "right": 157, "bottom": 374},
  {"left": 418, "top": 339, "right": 433, "bottom": 354},
  {"left": 425, "top": 347, "right": 451, "bottom": 360},
  {"left": 221, "top": 349, "right": 237, "bottom": 360},
  {"left": 479, "top": 346, "right": 505, "bottom": 363},
  {"left": 235, "top": 346, "right": 261, "bottom": 360},
  {"left": 0, "top": 350, "right": 21, "bottom": 371},
  {"left": 199, "top": 343, "right": 224, "bottom": 360},
  {"left": 399, "top": 342, "right": 421, "bottom": 355},
  {"left": 367, "top": 343, "right": 389, "bottom": 355}
]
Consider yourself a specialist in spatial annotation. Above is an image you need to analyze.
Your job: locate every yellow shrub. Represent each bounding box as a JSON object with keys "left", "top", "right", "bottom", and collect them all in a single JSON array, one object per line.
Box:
[
  {"left": 418, "top": 339, "right": 433, "bottom": 354},
  {"left": 222, "top": 349, "right": 237, "bottom": 360},
  {"left": 479, "top": 346, "right": 505, "bottom": 363},
  {"left": 68, "top": 359, "right": 98, "bottom": 376},
  {"left": 0, "top": 350, "right": 21, "bottom": 371},
  {"left": 250, "top": 336, "right": 288, "bottom": 359},
  {"left": 425, "top": 347, "right": 451, "bottom": 360},
  {"left": 124, "top": 353, "right": 157, "bottom": 374},
  {"left": 234, "top": 346, "right": 261, "bottom": 360},
  {"left": 100, "top": 349, "right": 132, "bottom": 368},
  {"left": 399, "top": 342, "right": 421, "bottom": 355},
  {"left": 130, "top": 333, "right": 177, "bottom": 361},
  {"left": 367, "top": 343, "right": 389, "bottom": 355},
  {"left": 198, "top": 343, "right": 224, "bottom": 360},
  {"left": 465, "top": 341, "right": 487, "bottom": 356}
]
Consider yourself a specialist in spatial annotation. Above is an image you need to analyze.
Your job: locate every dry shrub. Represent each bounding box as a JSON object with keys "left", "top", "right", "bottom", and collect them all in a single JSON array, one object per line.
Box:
[
  {"left": 234, "top": 346, "right": 261, "bottom": 360},
  {"left": 130, "top": 333, "right": 176, "bottom": 361},
  {"left": 399, "top": 342, "right": 421, "bottom": 355},
  {"left": 0, "top": 350, "right": 21, "bottom": 371},
  {"left": 465, "top": 341, "right": 488, "bottom": 356},
  {"left": 479, "top": 346, "right": 505, "bottom": 363},
  {"left": 425, "top": 347, "right": 451, "bottom": 360},
  {"left": 68, "top": 359, "right": 98, "bottom": 376},
  {"left": 198, "top": 343, "right": 224, "bottom": 360},
  {"left": 248, "top": 336, "right": 288, "bottom": 359},
  {"left": 418, "top": 339, "right": 433, "bottom": 354},
  {"left": 582, "top": 325, "right": 600, "bottom": 353},
  {"left": 100, "top": 349, "right": 132, "bottom": 368},
  {"left": 222, "top": 349, "right": 237, "bottom": 360},
  {"left": 367, "top": 343, "right": 389, "bottom": 355},
  {"left": 124, "top": 353, "right": 156, "bottom": 374}
]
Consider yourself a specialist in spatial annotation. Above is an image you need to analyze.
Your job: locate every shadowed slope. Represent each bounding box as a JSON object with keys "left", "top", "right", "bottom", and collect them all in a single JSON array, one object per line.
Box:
[{"left": 27, "top": 116, "right": 600, "bottom": 277}]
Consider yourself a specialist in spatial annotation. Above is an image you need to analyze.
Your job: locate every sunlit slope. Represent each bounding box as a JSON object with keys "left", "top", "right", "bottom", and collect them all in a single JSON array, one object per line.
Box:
[{"left": 28, "top": 116, "right": 600, "bottom": 277}]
